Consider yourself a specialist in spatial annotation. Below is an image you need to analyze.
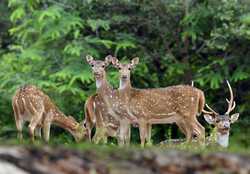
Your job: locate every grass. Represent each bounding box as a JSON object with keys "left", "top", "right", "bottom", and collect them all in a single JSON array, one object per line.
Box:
[
  {"left": 1, "top": 136, "right": 250, "bottom": 157},
  {"left": 0, "top": 123, "right": 249, "bottom": 155}
]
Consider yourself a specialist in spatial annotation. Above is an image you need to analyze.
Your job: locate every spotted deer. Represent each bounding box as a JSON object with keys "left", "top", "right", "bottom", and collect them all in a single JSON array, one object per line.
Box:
[
  {"left": 111, "top": 57, "right": 206, "bottom": 146},
  {"left": 202, "top": 81, "right": 239, "bottom": 147},
  {"left": 85, "top": 55, "right": 136, "bottom": 146},
  {"left": 84, "top": 93, "right": 120, "bottom": 144},
  {"left": 12, "top": 85, "right": 87, "bottom": 142}
]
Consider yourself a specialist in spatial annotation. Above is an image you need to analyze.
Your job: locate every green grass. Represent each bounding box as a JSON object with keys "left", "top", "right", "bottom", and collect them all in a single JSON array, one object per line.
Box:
[
  {"left": 1, "top": 136, "right": 249, "bottom": 156},
  {"left": 0, "top": 123, "right": 249, "bottom": 155}
]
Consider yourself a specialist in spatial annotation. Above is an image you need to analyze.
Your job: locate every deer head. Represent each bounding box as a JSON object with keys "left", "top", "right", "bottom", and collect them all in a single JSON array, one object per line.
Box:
[
  {"left": 202, "top": 81, "right": 239, "bottom": 147},
  {"left": 74, "top": 123, "right": 88, "bottom": 142},
  {"left": 111, "top": 57, "right": 139, "bottom": 89},
  {"left": 67, "top": 115, "right": 88, "bottom": 142},
  {"left": 86, "top": 55, "right": 112, "bottom": 79}
]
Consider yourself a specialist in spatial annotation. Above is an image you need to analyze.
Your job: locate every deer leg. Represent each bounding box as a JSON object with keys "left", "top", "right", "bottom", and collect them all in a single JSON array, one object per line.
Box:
[
  {"left": 182, "top": 122, "right": 192, "bottom": 143},
  {"left": 124, "top": 123, "right": 131, "bottom": 146},
  {"left": 127, "top": 125, "right": 131, "bottom": 145},
  {"left": 16, "top": 119, "right": 24, "bottom": 141},
  {"left": 138, "top": 120, "right": 147, "bottom": 147},
  {"left": 183, "top": 119, "right": 204, "bottom": 145},
  {"left": 28, "top": 114, "right": 42, "bottom": 143},
  {"left": 194, "top": 119, "right": 205, "bottom": 144},
  {"left": 93, "top": 126, "right": 107, "bottom": 144},
  {"left": 35, "top": 127, "right": 42, "bottom": 139},
  {"left": 13, "top": 101, "right": 23, "bottom": 141},
  {"left": 87, "top": 127, "right": 92, "bottom": 142},
  {"left": 93, "top": 128, "right": 102, "bottom": 144},
  {"left": 176, "top": 122, "right": 187, "bottom": 137},
  {"left": 43, "top": 121, "right": 51, "bottom": 143},
  {"left": 146, "top": 123, "right": 152, "bottom": 146},
  {"left": 118, "top": 120, "right": 129, "bottom": 147}
]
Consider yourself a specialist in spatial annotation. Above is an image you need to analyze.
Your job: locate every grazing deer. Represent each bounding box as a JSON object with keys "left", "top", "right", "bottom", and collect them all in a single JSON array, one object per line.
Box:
[
  {"left": 84, "top": 93, "right": 120, "bottom": 144},
  {"left": 12, "top": 85, "right": 87, "bottom": 142},
  {"left": 85, "top": 55, "right": 136, "bottom": 146},
  {"left": 111, "top": 57, "right": 206, "bottom": 146},
  {"left": 202, "top": 81, "right": 239, "bottom": 147}
]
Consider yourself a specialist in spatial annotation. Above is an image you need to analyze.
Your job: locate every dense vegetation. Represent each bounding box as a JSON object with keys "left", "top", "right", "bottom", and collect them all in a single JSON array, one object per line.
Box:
[{"left": 0, "top": 0, "right": 250, "bottom": 148}]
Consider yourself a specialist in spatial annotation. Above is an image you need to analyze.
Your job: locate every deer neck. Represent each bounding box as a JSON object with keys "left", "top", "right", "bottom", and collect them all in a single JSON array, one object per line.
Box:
[
  {"left": 94, "top": 71, "right": 121, "bottom": 120},
  {"left": 95, "top": 72, "right": 112, "bottom": 95},
  {"left": 119, "top": 77, "right": 132, "bottom": 90},
  {"left": 216, "top": 130, "right": 229, "bottom": 147},
  {"left": 53, "top": 111, "right": 80, "bottom": 137},
  {"left": 119, "top": 77, "right": 132, "bottom": 101}
]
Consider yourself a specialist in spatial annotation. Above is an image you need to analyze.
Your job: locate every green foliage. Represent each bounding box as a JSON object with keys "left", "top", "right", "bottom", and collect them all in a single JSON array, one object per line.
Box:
[{"left": 0, "top": 0, "right": 250, "bottom": 147}]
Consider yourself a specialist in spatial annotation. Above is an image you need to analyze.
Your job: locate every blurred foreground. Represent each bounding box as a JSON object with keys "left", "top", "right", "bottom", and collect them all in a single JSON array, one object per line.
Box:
[{"left": 0, "top": 145, "right": 249, "bottom": 174}]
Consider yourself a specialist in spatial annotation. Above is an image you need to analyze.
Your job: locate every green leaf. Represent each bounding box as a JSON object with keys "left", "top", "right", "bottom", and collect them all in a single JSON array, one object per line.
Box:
[
  {"left": 87, "top": 19, "right": 110, "bottom": 31},
  {"left": 10, "top": 7, "right": 25, "bottom": 22}
]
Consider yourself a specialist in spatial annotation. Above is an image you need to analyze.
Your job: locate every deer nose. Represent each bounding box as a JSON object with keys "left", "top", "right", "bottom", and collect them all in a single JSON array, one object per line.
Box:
[
  {"left": 224, "top": 122, "right": 230, "bottom": 128},
  {"left": 94, "top": 71, "right": 101, "bottom": 76},
  {"left": 121, "top": 75, "right": 128, "bottom": 79}
]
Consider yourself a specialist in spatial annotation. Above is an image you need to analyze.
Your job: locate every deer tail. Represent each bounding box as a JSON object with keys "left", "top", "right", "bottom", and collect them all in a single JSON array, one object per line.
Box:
[{"left": 197, "top": 90, "right": 205, "bottom": 116}]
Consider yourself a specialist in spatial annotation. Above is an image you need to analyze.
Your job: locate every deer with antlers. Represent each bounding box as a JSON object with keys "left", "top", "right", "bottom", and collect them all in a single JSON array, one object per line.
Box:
[
  {"left": 202, "top": 81, "right": 239, "bottom": 147},
  {"left": 12, "top": 85, "right": 87, "bottom": 142},
  {"left": 111, "top": 57, "right": 206, "bottom": 146},
  {"left": 85, "top": 55, "right": 136, "bottom": 145}
]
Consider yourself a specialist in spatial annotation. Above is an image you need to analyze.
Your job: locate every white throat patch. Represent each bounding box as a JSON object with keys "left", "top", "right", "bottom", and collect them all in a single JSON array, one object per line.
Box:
[
  {"left": 96, "top": 79, "right": 103, "bottom": 88},
  {"left": 217, "top": 132, "right": 229, "bottom": 147},
  {"left": 119, "top": 80, "right": 127, "bottom": 90}
]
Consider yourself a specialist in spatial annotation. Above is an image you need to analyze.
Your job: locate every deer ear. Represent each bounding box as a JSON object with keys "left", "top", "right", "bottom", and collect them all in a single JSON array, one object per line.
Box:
[
  {"left": 104, "top": 55, "right": 113, "bottom": 66},
  {"left": 230, "top": 113, "right": 239, "bottom": 123},
  {"left": 203, "top": 114, "right": 215, "bottom": 124},
  {"left": 111, "top": 57, "right": 120, "bottom": 68},
  {"left": 130, "top": 57, "right": 139, "bottom": 68},
  {"left": 86, "top": 55, "right": 94, "bottom": 64}
]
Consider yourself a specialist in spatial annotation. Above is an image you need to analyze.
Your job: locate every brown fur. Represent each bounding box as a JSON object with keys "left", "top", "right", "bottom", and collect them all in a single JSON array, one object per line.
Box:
[
  {"left": 84, "top": 93, "right": 119, "bottom": 143},
  {"left": 112, "top": 57, "right": 205, "bottom": 146},
  {"left": 12, "top": 85, "right": 87, "bottom": 142},
  {"left": 84, "top": 94, "right": 97, "bottom": 140},
  {"left": 85, "top": 55, "right": 137, "bottom": 145}
]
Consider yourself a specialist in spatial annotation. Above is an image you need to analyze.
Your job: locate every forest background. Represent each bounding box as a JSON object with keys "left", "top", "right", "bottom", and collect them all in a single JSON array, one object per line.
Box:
[{"left": 0, "top": 0, "right": 250, "bottom": 148}]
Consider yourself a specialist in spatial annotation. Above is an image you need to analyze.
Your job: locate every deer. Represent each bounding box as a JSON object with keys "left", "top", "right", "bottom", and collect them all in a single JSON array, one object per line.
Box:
[
  {"left": 85, "top": 55, "right": 136, "bottom": 146},
  {"left": 84, "top": 93, "right": 120, "bottom": 144},
  {"left": 111, "top": 57, "right": 206, "bottom": 146},
  {"left": 12, "top": 85, "right": 87, "bottom": 142},
  {"left": 202, "top": 80, "right": 239, "bottom": 147}
]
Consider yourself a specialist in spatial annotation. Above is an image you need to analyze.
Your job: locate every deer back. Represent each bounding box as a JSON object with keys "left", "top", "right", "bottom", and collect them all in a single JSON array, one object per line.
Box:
[
  {"left": 12, "top": 85, "right": 48, "bottom": 121},
  {"left": 128, "top": 85, "right": 204, "bottom": 120}
]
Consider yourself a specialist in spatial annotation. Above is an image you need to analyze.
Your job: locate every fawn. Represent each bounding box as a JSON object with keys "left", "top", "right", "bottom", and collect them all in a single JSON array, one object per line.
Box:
[
  {"left": 202, "top": 81, "right": 239, "bottom": 147},
  {"left": 111, "top": 57, "right": 206, "bottom": 146},
  {"left": 12, "top": 85, "right": 87, "bottom": 142},
  {"left": 85, "top": 55, "right": 136, "bottom": 145},
  {"left": 84, "top": 93, "right": 120, "bottom": 144}
]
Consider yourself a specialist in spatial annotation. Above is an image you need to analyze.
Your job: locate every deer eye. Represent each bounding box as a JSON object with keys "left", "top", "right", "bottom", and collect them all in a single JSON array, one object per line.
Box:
[
  {"left": 128, "top": 67, "right": 131, "bottom": 70},
  {"left": 91, "top": 64, "right": 94, "bottom": 67},
  {"left": 118, "top": 67, "right": 122, "bottom": 70},
  {"left": 102, "top": 65, "right": 105, "bottom": 68}
]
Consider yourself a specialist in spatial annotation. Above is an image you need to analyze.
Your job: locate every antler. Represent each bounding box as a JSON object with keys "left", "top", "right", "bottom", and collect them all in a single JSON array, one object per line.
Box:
[
  {"left": 225, "top": 80, "right": 235, "bottom": 115},
  {"left": 202, "top": 104, "right": 219, "bottom": 115},
  {"left": 226, "top": 98, "right": 236, "bottom": 113}
]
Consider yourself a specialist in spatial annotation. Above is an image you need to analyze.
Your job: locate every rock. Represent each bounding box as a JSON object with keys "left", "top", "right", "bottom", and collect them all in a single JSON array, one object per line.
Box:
[{"left": 0, "top": 160, "right": 28, "bottom": 174}]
